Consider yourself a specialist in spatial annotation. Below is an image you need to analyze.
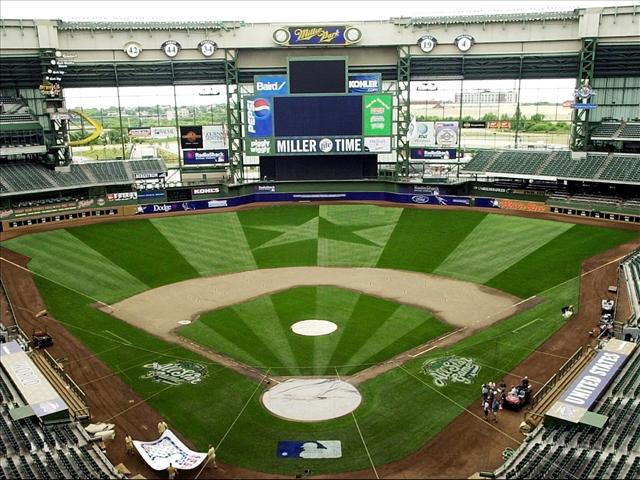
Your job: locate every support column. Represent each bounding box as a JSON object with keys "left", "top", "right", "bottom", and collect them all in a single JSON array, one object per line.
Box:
[
  {"left": 571, "top": 38, "right": 597, "bottom": 151},
  {"left": 394, "top": 46, "right": 411, "bottom": 180},
  {"left": 224, "top": 49, "right": 243, "bottom": 183}
]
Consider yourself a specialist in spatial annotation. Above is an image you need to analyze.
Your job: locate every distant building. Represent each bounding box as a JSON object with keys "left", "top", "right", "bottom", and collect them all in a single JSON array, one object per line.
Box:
[{"left": 454, "top": 90, "right": 518, "bottom": 104}]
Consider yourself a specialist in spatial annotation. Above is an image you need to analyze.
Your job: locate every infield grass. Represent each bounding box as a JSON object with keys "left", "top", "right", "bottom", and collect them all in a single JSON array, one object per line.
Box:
[{"left": 179, "top": 286, "right": 451, "bottom": 376}]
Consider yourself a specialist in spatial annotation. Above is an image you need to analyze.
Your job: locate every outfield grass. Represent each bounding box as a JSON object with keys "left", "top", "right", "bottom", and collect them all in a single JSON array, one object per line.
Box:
[
  {"left": 2, "top": 205, "right": 637, "bottom": 475},
  {"left": 179, "top": 286, "right": 451, "bottom": 376}
]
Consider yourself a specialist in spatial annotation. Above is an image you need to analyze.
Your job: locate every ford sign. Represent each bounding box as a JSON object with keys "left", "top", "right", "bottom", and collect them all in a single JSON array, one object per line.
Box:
[{"left": 411, "top": 195, "right": 430, "bottom": 204}]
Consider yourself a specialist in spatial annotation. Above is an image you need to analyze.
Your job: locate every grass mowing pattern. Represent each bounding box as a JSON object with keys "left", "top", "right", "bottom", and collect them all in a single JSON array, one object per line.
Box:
[
  {"left": 2, "top": 205, "right": 637, "bottom": 475},
  {"left": 434, "top": 215, "right": 574, "bottom": 283},
  {"left": 217, "top": 279, "right": 578, "bottom": 474},
  {"left": 179, "top": 286, "right": 450, "bottom": 376},
  {"left": 377, "top": 209, "right": 487, "bottom": 273},
  {"left": 151, "top": 212, "right": 257, "bottom": 276},
  {"left": 67, "top": 220, "right": 200, "bottom": 288},
  {"left": 486, "top": 224, "right": 637, "bottom": 298},
  {"left": 1, "top": 229, "right": 148, "bottom": 303}
]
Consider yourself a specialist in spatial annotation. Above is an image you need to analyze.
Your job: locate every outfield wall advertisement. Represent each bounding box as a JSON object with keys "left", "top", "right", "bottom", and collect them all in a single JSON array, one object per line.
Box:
[{"left": 136, "top": 192, "right": 473, "bottom": 215}]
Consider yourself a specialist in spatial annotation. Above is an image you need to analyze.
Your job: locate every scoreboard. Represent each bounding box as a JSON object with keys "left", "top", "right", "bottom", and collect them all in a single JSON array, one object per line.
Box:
[{"left": 245, "top": 92, "right": 393, "bottom": 156}]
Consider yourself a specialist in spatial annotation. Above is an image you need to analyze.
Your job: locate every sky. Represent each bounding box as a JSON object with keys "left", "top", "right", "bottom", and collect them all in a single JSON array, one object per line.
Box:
[{"left": 1, "top": 0, "right": 637, "bottom": 22}]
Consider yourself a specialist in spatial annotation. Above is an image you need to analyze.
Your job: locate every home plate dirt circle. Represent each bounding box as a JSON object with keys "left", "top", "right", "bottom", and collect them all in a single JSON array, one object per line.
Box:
[
  {"left": 262, "top": 378, "right": 362, "bottom": 422},
  {"left": 290, "top": 320, "right": 338, "bottom": 336}
]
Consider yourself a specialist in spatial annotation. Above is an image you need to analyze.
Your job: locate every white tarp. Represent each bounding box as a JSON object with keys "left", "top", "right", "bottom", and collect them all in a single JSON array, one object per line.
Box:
[
  {"left": 262, "top": 378, "right": 362, "bottom": 422},
  {"left": 133, "top": 430, "right": 206, "bottom": 471}
]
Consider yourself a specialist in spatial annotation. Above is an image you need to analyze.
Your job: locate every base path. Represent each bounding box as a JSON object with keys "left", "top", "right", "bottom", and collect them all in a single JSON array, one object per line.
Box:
[{"left": 106, "top": 267, "right": 520, "bottom": 379}]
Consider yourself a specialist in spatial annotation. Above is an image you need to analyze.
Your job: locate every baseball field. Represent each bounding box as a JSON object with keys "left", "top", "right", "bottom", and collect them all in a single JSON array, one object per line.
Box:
[{"left": 2, "top": 204, "right": 637, "bottom": 475}]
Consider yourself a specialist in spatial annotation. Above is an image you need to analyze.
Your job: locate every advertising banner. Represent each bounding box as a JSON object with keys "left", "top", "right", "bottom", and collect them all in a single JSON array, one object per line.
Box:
[
  {"left": 364, "top": 137, "right": 392, "bottom": 153},
  {"left": 246, "top": 97, "right": 273, "bottom": 138},
  {"left": 133, "top": 430, "right": 206, "bottom": 471},
  {"left": 192, "top": 187, "right": 220, "bottom": 196},
  {"left": 106, "top": 192, "right": 138, "bottom": 202},
  {"left": 128, "top": 127, "right": 152, "bottom": 138},
  {"left": 348, "top": 74, "right": 381, "bottom": 94},
  {"left": 560, "top": 349, "right": 628, "bottom": 409},
  {"left": 151, "top": 127, "right": 177, "bottom": 138},
  {"left": 474, "top": 198, "right": 501, "bottom": 208},
  {"left": 254, "top": 75, "right": 289, "bottom": 97},
  {"left": 202, "top": 125, "right": 227, "bottom": 149},
  {"left": 138, "top": 191, "right": 165, "bottom": 200},
  {"left": 462, "top": 121, "right": 486, "bottom": 129},
  {"left": 183, "top": 149, "right": 229, "bottom": 165},
  {"left": 135, "top": 172, "right": 167, "bottom": 180},
  {"left": 363, "top": 94, "right": 392, "bottom": 136},
  {"left": 498, "top": 199, "right": 548, "bottom": 213},
  {"left": 284, "top": 26, "right": 351, "bottom": 45},
  {"left": 179, "top": 126, "right": 203, "bottom": 149},
  {"left": 275, "top": 137, "right": 363, "bottom": 154},
  {"left": 488, "top": 121, "right": 512, "bottom": 129},
  {"left": 408, "top": 121, "right": 436, "bottom": 147},
  {"left": 410, "top": 148, "right": 457, "bottom": 160},
  {"left": 246, "top": 138, "right": 273, "bottom": 155},
  {"left": 257, "top": 185, "right": 276, "bottom": 192},
  {"left": 435, "top": 122, "right": 459, "bottom": 147},
  {"left": 136, "top": 192, "right": 474, "bottom": 216}
]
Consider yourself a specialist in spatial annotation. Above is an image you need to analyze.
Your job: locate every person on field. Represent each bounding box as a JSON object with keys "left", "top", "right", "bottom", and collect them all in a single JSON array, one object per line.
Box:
[
  {"left": 158, "top": 420, "right": 168, "bottom": 435},
  {"left": 125, "top": 433, "right": 134, "bottom": 455},
  {"left": 167, "top": 463, "right": 177, "bottom": 480},
  {"left": 483, "top": 399, "right": 490, "bottom": 421},
  {"left": 491, "top": 394, "right": 500, "bottom": 423},
  {"left": 207, "top": 444, "right": 217, "bottom": 469}
]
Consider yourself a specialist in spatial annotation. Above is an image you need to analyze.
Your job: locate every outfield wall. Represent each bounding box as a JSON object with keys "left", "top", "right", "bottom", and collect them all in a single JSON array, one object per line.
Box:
[{"left": 3, "top": 181, "right": 640, "bottom": 234}]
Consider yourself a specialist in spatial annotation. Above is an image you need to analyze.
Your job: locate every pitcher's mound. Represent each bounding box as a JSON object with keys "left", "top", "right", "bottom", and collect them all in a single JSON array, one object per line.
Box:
[
  {"left": 262, "top": 378, "right": 362, "bottom": 422},
  {"left": 290, "top": 320, "right": 338, "bottom": 336}
]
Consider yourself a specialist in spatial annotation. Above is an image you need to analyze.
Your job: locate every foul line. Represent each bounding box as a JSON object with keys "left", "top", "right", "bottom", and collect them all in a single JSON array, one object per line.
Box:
[
  {"left": 398, "top": 364, "right": 522, "bottom": 445},
  {"left": 102, "top": 329, "right": 132, "bottom": 346},
  {"left": 216, "top": 369, "right": 271, "bottom": 450},
  {"left": 511, "top": 318, "right": 542, "bottom": 333},
  {"left": 336, "top": 368, "right": 379, "bottom": 479},
  {"left": 0, "top": 256, "right": 114, "bottom": 309}
]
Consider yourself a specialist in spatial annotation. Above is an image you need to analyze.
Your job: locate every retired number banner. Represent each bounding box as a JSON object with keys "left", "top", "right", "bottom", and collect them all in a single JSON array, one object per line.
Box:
[{"left": 133, "top": 430, "right": 206, "bottom": 470}]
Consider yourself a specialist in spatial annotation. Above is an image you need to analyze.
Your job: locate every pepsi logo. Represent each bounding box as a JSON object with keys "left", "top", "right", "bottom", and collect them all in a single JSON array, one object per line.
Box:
[{"left": 254, "top": 98, "right": 271, "bottom": 118}]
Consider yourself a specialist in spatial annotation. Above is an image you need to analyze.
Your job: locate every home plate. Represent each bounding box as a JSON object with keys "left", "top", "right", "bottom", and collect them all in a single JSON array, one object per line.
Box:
[
  {"left": 290, "top": 320, "right": 337, "bottom": 336},
  {"left": 262, "top": 378, "right": 362, "bottom": 422}
]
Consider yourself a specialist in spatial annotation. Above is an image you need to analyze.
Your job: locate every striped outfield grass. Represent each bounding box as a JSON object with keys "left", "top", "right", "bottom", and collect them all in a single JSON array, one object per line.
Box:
[
  {"left": 434, "top": 214, "right": 574, "bottom": 283},
  {"left": 66, "top": 220, "right": 200, "bottom": 288},
  {"left": 178, "top": 286, "right": 451, "bottom": 376},
  {"left": 1, "top": 229, "right": 147, "bottom": 303},
  {"left": 1, "top": 206, "right": 637, "bottom": 475},
  {"left": 151, "top": 212, "right": 257, "bottom": 276}
]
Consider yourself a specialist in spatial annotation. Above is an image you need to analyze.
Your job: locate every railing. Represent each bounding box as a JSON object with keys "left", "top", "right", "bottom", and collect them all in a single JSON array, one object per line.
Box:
[
  {"left": 40, "top": 347, "right": 88, "bottom": 405},
  {"left": 531, "top": 346, "right": 585, "bottom": 407}
]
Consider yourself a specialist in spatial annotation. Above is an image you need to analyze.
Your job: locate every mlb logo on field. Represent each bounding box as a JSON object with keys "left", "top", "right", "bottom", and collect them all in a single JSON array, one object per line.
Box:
[{"left": 277, "top": 440, "right": 342, "bottom": 459}]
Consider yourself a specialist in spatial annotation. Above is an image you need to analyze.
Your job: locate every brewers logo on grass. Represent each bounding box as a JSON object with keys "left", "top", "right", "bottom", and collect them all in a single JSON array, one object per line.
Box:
[
  {"left": 422, "top": 356, "right": 480, "bottom": 387},
  {"left": 141, "top": 361, "right": 208, "bottom": 386}
]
